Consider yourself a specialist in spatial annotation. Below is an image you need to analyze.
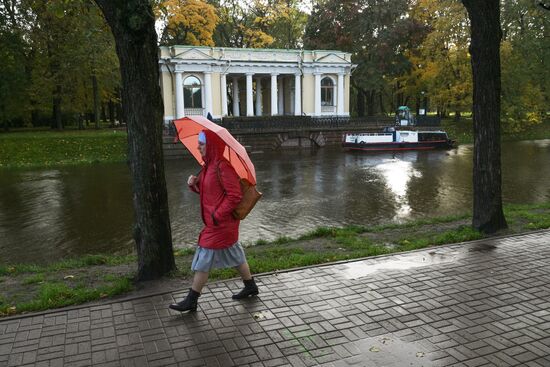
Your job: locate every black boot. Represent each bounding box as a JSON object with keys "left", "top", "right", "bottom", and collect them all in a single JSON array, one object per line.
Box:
[
  {"left": 232, "top": 278, "right": 259, "bottom": 299},
  {"left": 169, "top": 288, "right": 200, "bottom": 312}
]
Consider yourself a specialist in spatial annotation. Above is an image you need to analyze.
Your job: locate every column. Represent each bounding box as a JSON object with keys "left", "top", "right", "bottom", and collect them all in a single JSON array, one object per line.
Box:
[
  {"left": 204, "top": 71, "right": 212, "bottom": 117},
  {"left": 337, "top": 72, "right": 345, "bottom": 115},
  {"left": 175, "top": 71, "right": 184, "bottom": 118},
  {"left": 278, "top": 77, "right": 284, "bottom": 115},
  {"left": 270, "top": 73, "right": 278, "bottom": 116},
  {"left": 294, "top": 73, "right": 301, "bottom": 116},
  {"left": 232, "top": 76, "right": 240, "bottom": 117},
  {"left": 289, "top": 89, "right": 295, "bottom": 115},
  {"left": 255, "top": 77, "right": 263, "bottom": 116},
  {"left": 246, "top": 73, "right": 254, "bottom": 117},
  {"left": 314, "top": 72, "right": 321, "bottom": 116},
  {"left": 220, "top": 73, "right": 228, "bottom": 117}
]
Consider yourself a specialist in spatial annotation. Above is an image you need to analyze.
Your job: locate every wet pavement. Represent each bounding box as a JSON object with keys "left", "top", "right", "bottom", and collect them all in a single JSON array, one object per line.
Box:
[{"left": 1, "top": 230, "right": 549, "bottom": 366}]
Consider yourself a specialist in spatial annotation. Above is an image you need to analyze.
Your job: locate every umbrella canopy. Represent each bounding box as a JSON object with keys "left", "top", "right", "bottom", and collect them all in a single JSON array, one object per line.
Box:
[{"left": 173, "top": 116, "right": 257, "bottom": 185}]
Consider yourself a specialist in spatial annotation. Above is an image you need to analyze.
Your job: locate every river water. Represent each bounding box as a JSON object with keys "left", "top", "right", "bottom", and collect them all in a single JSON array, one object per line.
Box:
[{"left": 1, "top": 140, "right": 549, "bottom": 264}]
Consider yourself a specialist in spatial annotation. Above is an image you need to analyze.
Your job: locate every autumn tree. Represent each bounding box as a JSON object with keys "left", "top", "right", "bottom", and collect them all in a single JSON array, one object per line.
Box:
[
  {"left": 0, "top": 0, "right": 32, "bottom": 130},
  {"left": 304, "top": 0, "right": 424, "bottom": 116},
  {"left": 210, "top": 0, "right": 273, "bottom": 47},
  {"left": 208, "top": 0, "right": 305, "bottom": 49},
  {"left": 94, "top": 0, "right": 176, "bottom": 280},
  {"left": 156, "top": 0, "right": 218, "bottom": 46},
  {"left": 500, "top": 0, "right": 548, "bottom": 132},
  {"left": 407, "top": 0, "right": 471, "bottom": 119},
  {"left": 253, "top": 0, "right": 308, "bottom": 49},
  {"left": 461, "top": 0, "right": 507, "bottom": 233}
]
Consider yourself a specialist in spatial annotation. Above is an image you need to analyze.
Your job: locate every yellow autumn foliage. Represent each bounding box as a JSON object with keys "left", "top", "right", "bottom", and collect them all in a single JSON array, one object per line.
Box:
[{"left": 157, "top": 0, "right": 218, "bottom": 46}]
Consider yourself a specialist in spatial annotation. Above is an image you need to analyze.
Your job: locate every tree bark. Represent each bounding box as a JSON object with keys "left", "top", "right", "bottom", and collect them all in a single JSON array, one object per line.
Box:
[
  {"left": 94, "top": 0, "right": 175, "bottom": 280},
  {"left": 52, "top": 85, "right": 63, "bottom": 130},
  {"left": 356, "top": 88, "right": 365, "bottom": 117},
  {"left": 366, "top": 90, "right": 375, "bottom": 116},
  {"left": 108, "top": 99, "right": 115, "bottom": 127},
  {"left": 92, "top": 74, "right": 100, "bottom": 129},
  {"left": 462, "top": 0, "right": 507, "bottom": 233}
]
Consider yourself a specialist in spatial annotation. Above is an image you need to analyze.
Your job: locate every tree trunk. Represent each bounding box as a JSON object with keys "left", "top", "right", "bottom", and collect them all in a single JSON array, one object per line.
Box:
[
  {"left": 366, "top": 90, "right": 375, "bottom": 116},
  {"left": 52, "top": 85, "right": 63, "bottom": 130},
  {"left": 108, "top": 99, "right": 115, "bottom": 127},
  {"left": 92, "top": 74, "right": 101, "bottom": 129},
  {"left": 1, "top": 103, "right": 8, "bottom": 132},
  {"left": 356, "top": 89, "right": 365, "bottom": 117},
  {"left": 78, "top": 113, "right": 84, "bottom": 130},
  {"left": 94, "top": 0, "right": 175, "bottom": 280},
  {"left": 462, "top": 0, "right": 507, "bottom": 233},
  {"left": 379, "top": 92, "right": 387, "bottom": 115}
]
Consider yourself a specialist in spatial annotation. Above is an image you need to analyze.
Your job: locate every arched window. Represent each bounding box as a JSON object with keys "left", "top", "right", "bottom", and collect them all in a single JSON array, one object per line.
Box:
[
  {"left": 184, "top": 76, "right": 202, "bottom": 108},
  {"left": 321, "top": 77, "right": 334, "bottom": 106}
]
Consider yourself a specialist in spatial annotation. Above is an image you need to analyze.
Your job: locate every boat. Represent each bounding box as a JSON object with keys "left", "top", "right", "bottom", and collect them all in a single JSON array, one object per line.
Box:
[{"left": 342, "top": 128, "right": 455, "bottom": 152}]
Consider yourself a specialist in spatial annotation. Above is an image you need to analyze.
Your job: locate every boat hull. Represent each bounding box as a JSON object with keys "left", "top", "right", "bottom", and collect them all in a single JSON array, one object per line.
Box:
[{"left": 342, "top": 140, "right": 454, "bottom": 151}]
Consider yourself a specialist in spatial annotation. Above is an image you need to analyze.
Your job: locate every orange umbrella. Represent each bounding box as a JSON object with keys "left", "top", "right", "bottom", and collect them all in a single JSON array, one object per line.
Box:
[{"left": 173, "top": 116, "right": 257, "bottom": 185}]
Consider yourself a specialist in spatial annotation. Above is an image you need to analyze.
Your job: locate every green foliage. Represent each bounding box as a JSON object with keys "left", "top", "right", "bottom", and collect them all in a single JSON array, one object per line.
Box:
[
  {"left": 404, "top": 0, "right": 471, "bottom": 117},
  {"left": 0, "top": 31, "right": 29, "bottom": 128},
  {"left": 304, "top": 0, "right": 428, "bottom": 116},
  {"left": 210, "top": 0, "right": 307, "bottom": 48},
  {"left": 500, "top": 1, "right": 549, "bottom": 132},
  {"left": 0, "top": 0, "right": 120, "bottom": 128}
]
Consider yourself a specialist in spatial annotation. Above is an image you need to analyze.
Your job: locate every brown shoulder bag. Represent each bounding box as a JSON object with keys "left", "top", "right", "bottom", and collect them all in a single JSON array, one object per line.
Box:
[{"left": 216, "top": 164, "right": 262, "bottom": 220}]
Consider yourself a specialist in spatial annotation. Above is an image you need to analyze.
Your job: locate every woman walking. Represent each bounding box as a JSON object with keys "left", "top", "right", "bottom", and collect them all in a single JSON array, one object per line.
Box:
[{"left": 169, "top": 130, "right": 259, "bottom": 312}]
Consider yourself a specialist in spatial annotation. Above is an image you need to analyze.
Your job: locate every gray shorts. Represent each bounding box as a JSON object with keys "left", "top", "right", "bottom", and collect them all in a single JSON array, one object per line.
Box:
[{"left": 191, "top": 242, "right": 246, "bottom": 272}]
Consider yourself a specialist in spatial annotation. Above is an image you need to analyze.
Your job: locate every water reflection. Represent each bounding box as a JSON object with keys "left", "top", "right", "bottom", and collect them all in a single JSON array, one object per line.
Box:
[
  {"left": 374, "top": 158, "right": 420, "bottom": 219},
  {"left": 338, "top": 240, "right": 499, "bottom": 280},
  {"left": 0, "top": 140, "right": 549, "bottom": 264}
]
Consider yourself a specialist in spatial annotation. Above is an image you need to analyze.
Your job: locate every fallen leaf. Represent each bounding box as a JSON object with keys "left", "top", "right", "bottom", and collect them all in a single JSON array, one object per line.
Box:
[
  {"left": 416, "top": 352, "right": 425, "bottom": 358},
  {"left": 100, "top": 293, "right": 108, "bottom": 298},
  {"left": 63, "top": 275, "right": 75, "bottom": 280},
  {"left": 253, "top": 312, "right": 265, "bottom": 320},
  {"left": 369, "top": 346, "right": 380, "bottom": 353}
]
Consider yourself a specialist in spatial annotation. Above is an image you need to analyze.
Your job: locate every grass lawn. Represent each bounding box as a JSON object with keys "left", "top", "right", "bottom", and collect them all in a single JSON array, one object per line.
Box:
[
  {"left": 0, "top": 129, "right": 128, "bottom": 168},
  {"left": 442, "top": 118, "right": 550, "bottom": 144},
  {"left": 2, "top": 119, "right": 550, "bottom": 168}
]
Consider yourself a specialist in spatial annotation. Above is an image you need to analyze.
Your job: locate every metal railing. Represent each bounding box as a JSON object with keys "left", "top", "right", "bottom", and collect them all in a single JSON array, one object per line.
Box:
[
  {"left": 216, "top": 115, "right": 395, "bottom": 132},
  {"left": 165, "top": 115, "right": 443, "bottom": 137},
  {"left": 185, "top": 108, "right": 204, "bottom": 116}
]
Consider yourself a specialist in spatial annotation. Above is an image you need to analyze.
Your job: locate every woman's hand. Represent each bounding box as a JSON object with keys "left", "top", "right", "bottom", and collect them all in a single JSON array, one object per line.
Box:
[{"left": 187, "top": 175, "right": 198, "bottom": 186}]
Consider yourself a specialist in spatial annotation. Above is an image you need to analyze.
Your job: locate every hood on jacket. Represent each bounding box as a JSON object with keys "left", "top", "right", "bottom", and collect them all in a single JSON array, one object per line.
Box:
[{"left": 202, "top": 130, "right": 226, "bottom": 164}]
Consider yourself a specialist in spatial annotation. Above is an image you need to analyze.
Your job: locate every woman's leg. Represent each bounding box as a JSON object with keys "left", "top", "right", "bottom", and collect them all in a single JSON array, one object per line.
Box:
[
  {"left": 169, "top": 271, "right": 209, "bottom": 312},
  {"left": 191, "top": 271, "right": 209, "bottom": 292},
  {"left": 235, "top": 262, "right": 252, "bottom": 280},
  {"left": 232, "top": 262, "right": 259, "bottom": 299}
]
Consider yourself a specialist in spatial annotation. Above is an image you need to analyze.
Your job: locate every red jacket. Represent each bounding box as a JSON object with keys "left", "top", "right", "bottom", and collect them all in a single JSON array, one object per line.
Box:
[{"left": 189, "top": 131, "right": 242, "bottom": 249}]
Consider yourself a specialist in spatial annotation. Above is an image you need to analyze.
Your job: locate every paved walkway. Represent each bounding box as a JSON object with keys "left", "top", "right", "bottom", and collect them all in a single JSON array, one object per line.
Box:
[{"left": 1, "top": 230, "right": 550, "bottom": 367}]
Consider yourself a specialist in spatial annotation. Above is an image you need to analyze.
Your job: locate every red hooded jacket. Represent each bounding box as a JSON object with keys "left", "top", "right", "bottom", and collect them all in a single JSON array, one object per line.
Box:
[{"left": 189, "top": 130, "right": 243, "bottom": 249}]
